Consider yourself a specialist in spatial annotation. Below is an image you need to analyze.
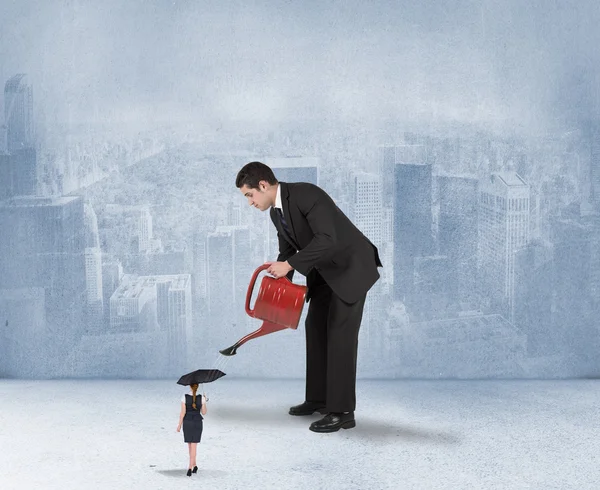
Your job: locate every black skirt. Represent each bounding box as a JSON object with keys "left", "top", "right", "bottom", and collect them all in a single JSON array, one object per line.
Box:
[{"left": 183, "top": 412, "right": 203, "bottom": 443}]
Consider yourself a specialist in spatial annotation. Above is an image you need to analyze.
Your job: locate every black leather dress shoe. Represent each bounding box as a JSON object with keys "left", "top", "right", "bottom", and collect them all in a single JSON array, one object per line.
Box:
[
  {"left": 289, "top": 401, "right": 327, "bottom": 416},
  {"left": 309, "top": 412, "right": 356, "bottom": 432}
]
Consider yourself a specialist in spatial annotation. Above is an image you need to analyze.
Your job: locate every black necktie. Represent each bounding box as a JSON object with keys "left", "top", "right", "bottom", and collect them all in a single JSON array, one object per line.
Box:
[{"left": 276, "top": 208, "right": 291, "bottom": 236}]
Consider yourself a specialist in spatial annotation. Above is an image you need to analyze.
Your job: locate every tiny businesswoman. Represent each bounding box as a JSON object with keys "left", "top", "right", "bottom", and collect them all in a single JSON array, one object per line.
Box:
[{"left": 176, "top": 383, "right": 207, "bottom": 476}]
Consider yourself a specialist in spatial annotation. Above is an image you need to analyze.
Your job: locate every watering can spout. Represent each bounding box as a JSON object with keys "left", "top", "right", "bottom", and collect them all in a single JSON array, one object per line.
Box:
[
  {"left": 219, "top": 321, "right": 289, "bottom": 356},
  {"left": 219, "top": 264, "right": 307, "bottom": 355},
  {"left": 219, "top": 344, "right": 238, "bottom": 356}
]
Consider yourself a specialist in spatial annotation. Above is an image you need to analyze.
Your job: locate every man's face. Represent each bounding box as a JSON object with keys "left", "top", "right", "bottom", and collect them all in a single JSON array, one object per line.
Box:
[{"left": 240, "top": 183, "right": 271, "bottom": 211}]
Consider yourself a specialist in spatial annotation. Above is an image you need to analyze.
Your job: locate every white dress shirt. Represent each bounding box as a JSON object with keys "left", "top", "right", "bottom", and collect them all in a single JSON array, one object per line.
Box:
[{"left": 274, "top": 183, "right": 283, "bottom": 212}]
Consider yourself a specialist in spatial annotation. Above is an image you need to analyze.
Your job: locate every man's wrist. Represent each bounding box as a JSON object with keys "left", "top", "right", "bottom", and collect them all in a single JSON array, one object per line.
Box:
[{"left": 284, "top": 260, "right": 294, "bottom": 271}]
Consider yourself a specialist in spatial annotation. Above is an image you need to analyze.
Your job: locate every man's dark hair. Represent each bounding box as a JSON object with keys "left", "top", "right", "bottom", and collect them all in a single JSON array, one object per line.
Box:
[{"left": 235, "top": 161, "right": 278, "bottom": 189}]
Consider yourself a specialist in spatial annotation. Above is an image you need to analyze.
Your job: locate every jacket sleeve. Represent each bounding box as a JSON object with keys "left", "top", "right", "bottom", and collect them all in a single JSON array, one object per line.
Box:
[{"left": 286, "top": 193, "right": 337, "bottom": 276}]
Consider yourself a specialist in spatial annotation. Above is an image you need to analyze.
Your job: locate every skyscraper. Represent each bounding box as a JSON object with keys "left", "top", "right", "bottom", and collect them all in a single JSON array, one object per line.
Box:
[
  {"left": 478, "top": 172, "right": 530, "bottom": 322},
  {"left": 206, "top": 226, "right": 252, "bottom": 346},
  {"left": 590, "top": 120, "right": 600, "bottom": 211},
  {"left": 102, "top": 257, "right": 123, "bottom": 326},
  {"left": 380, "top": 145, "right": 428, "bottom": 208},
  {"left": 437, "top": 174, "right": 479, "bottom": 304},
  {"left": 138, "top": 207, "right": 153, "bottom": 253},
  {"left": 85, "top": 248, "right": 103, "bottom": 329},
  {"left": 192, "top": 229, "right": 208, "bottom": 307},
  {"left": 352, "top": 172, "right": 382, "bottom": 246},
  {"left": 3, "top": 74, "right": 37, "bottom": 197},
  {"left": 83, "top": 202, "right": 103, "bottom": 330},
  {"left": 268, "top": 156, "right": 319, "bottom": 186},
  {"left": 0, "top": 154, "right": 10, "bottom": 200},
  {"left": 0, "top": 287, "right": 46, "bottom": 376},
  {"left": 109, "top": 275, "right": 156, "bottom": 332},
  {"left": 513, "top": 240, "right": 554, "bottom": 355},
  {"left": 101, "top": 204, "right": 155, "bottom": 257},
  {"left": 352, "top": 172, "right": 383, "bottom": 346},
  {"left": 4, "top": 74, "right": 34, "bottom": 152},
  {"left": 393, "top": 161, "right": 433, "bottom": 303},
  {"left": 551, "top": 216, "right": 599, "bottom": 362},
  {"left": 379, "top": 146, "right": 396, "bottom": 208},
  {"left": 10, "top": 148, "right": 37, "bottom": 196},
  {"left": 156, "top": 274, "right": 193, "bottom": 372},
  {"left": 0, "top": 195, "right": 86, "bottom": 372},
  {"left": 0, "top": 123, "right": 7, "bottom": 153},
  {"left": 379, "top": 207, "right": 394, "bottom": 294}
]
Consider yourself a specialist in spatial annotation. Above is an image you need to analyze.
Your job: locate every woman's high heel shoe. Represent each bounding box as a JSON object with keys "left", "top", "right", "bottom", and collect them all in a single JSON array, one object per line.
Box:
[
  {"left": 187, "top": 469, "right": 192, "bottom": 477},
  {"left": 192, "top": 466, "right": 198, "bottom": 473}
]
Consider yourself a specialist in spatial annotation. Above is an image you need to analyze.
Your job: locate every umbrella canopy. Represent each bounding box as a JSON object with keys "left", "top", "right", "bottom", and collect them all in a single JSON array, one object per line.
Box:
[{"left": 177, "top": 369, "right": 226, "bottom": 386}]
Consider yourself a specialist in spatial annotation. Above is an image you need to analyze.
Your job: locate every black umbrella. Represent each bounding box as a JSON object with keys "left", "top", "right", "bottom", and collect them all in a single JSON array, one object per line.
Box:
[
  {"left": 177, "top": 369, "right": 226, "bottom": 386},
  {"left": 177, "top": 369, "right": 226, "bottom": 402}
]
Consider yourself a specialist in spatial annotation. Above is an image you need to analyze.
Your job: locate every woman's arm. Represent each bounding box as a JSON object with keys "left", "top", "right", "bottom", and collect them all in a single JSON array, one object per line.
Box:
[
  {"left": 177, "top": 402, "right": 186, "bottom": 431},
  {"left": 201, "top": 395, "right": 207, "bottom": 415}
]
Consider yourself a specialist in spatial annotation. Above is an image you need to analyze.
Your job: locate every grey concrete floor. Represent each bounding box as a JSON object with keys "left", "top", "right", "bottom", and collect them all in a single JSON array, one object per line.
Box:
[{"left": 1, "top": 379, "right": 599, "bottom": 489}]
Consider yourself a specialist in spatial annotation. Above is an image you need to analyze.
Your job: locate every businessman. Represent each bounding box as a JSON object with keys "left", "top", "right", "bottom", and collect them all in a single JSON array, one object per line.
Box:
[{"left": 236, "top": 161, "right": 382, "bottom": 433}]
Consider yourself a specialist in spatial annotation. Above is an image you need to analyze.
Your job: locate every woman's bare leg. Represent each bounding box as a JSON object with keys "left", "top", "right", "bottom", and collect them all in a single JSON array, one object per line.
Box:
[
  {"left": 188, "top": 442, "right": 193, "bottom": 468},
  {"left": 191, "top": 443, "right": 197, "bottom": 467}
]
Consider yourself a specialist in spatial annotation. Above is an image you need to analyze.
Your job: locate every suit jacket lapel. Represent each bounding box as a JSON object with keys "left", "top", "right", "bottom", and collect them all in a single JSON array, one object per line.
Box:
[{"left": 280, "top": 182, "right": 299, "bottom": 248}]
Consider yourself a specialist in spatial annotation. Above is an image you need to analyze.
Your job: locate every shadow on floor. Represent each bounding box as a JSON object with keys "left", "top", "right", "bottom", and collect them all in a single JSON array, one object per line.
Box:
[
  {"left": 156, "top": 468, "right": 228, "bottom": 478},
  {"left": 213, "top": 404, "right": 460, "bottom": 444},
  {"left": 344, "top": 418, "right": 460, "bottom": 444},
  {"left": 214, "top": 403, "right": 322, "bottom": 424}
]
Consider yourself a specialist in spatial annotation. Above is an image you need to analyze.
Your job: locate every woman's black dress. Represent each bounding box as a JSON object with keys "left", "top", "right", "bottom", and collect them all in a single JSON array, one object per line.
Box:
[{"left": 182, "top": 394, "right": 203, "bottom": 443}]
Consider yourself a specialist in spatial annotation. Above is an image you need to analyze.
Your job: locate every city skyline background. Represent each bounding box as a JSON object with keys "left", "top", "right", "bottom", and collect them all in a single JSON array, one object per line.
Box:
[{"left": 1, "top": 0, "right": 600, "bottom": 380}]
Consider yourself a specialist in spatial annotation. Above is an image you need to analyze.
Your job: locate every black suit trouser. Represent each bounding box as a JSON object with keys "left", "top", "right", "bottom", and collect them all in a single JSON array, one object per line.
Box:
[{"left": 304, "top": 278, "right": 366, "bottom": 413}]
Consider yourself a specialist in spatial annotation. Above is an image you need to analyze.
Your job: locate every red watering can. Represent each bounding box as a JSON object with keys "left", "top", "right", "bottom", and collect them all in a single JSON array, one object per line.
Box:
[{"left": 219, "top": 264, "right": 307, "bottom": 356}]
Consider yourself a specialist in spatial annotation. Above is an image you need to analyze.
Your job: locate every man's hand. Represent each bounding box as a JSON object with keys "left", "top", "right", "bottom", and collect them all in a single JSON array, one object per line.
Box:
[{"left": 266, "top": 261, "right": 293, "bottom": 279}]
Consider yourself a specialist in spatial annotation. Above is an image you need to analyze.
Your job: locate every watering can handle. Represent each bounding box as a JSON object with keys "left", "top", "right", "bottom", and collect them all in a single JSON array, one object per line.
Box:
[
  {"left": 245, "top": 263, "right": 291, "bottom": 316},
  {"left": 245, "top": 264, "right": 269, "bottom": 316}
]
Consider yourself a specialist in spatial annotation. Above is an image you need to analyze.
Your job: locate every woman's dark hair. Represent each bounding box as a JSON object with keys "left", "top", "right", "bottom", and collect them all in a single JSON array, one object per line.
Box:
[
  {"left": 191, "top": 383, "right": 198, "bottom": 410},
  {"left": 235, "top": 161, "right": 278, "bottom": 189}
]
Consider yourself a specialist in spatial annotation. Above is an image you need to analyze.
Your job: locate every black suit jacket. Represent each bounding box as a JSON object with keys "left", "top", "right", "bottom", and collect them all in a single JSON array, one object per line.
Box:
[{"left": 270, "top": 182, "right": 382, "bottom": 304}]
